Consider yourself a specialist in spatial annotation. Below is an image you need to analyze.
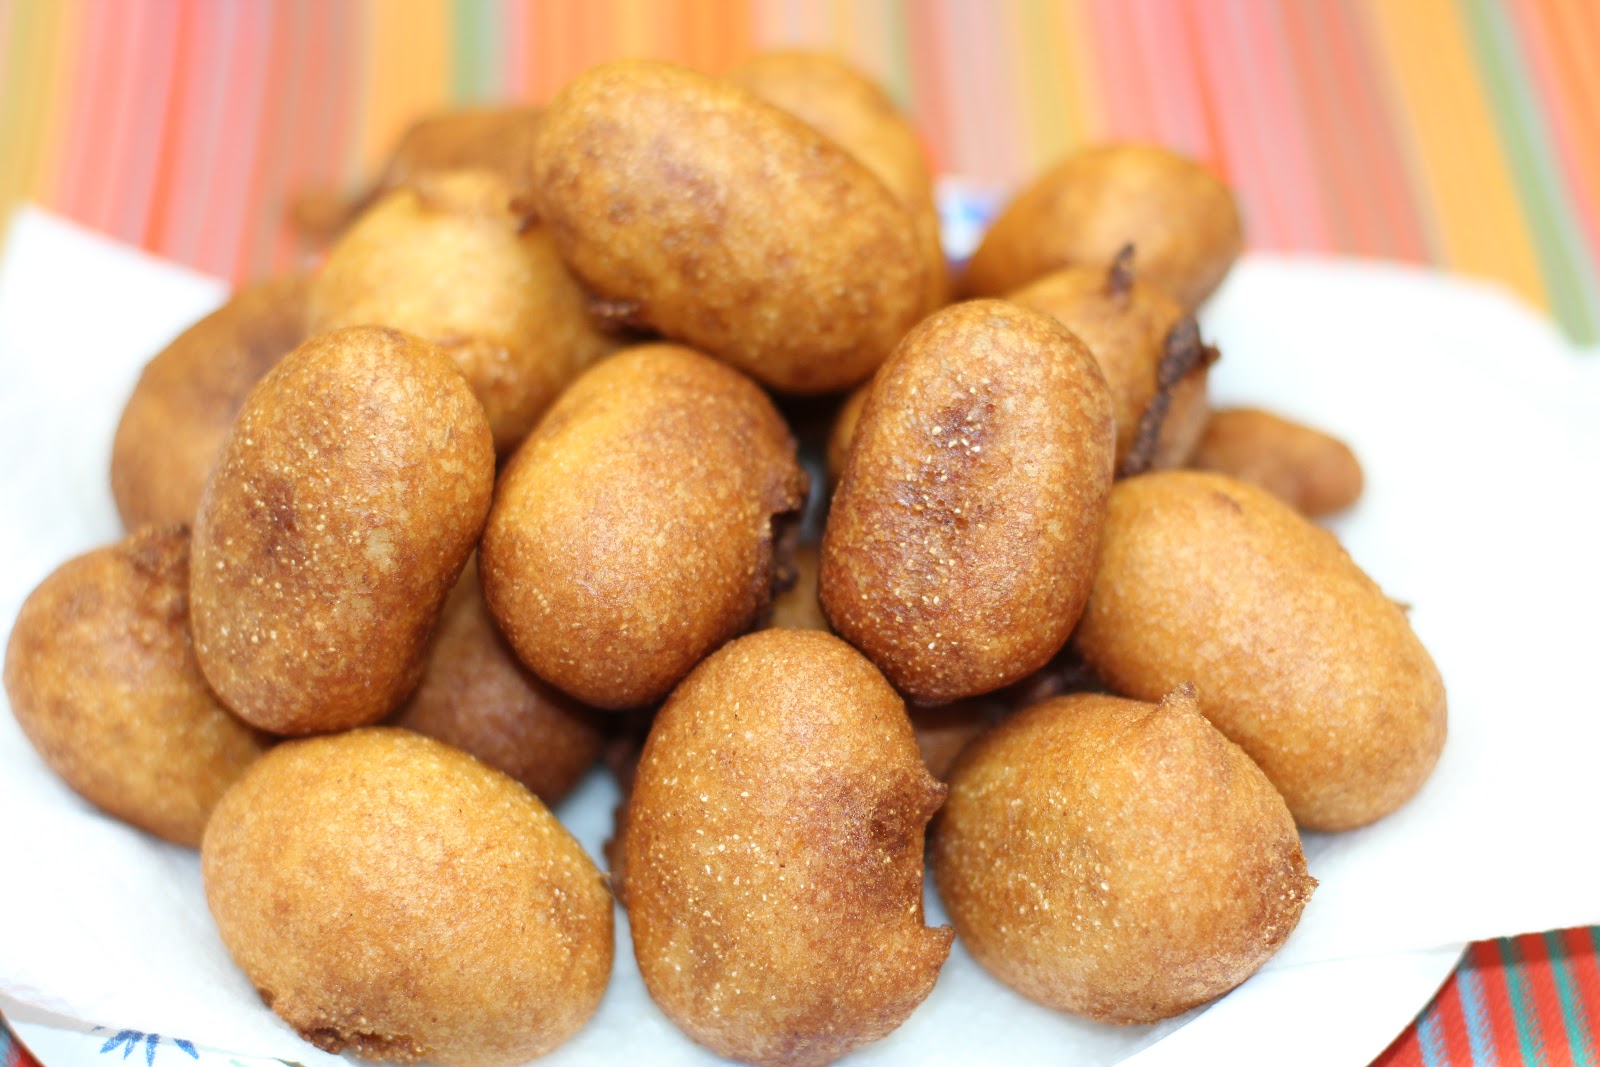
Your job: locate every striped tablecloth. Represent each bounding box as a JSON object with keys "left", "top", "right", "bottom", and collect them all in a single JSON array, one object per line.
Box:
[{"left": 1, "top": 2, "right": 1596, "bottom": 1064}]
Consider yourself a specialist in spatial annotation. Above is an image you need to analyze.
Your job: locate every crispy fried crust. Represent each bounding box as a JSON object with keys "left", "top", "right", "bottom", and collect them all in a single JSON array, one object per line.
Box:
[
  {"left": 309, "top": 170, "right": 616, "bottom": 454},
  {"left": 1008, "top": 255, "right": 1212, "bottom": 472},
  {"left": 1075, "top": 471, "right": 1446, "bottom": 830},
  {"left": 963, "top": 144, "right": 1242, "bottom": 311},
  {"left": 531, "top": 60, "right": 926, "bottom": 393},
  {"left": 820, "top": 300, "right": 1115, "bottom": 704},
  {"left": 3, "top": 526, "right": 269, "bottom": 846},
  {"left": 481, "top": 344, "right": 807, "bottom": 710},
  {"left": 624, "top": 630, "right": 951, "bottom": 1067},
  {"left": 111, "top": 277, "right": 308, "bottom": 529},
  {"left": 934, "top": 687, "right": 1315, "bottom": 1023},
  {"left": 729, "top": 50, "right": 948, "bottom": 314},
  {"left": 201, "top": 728, "right": 613, "bottom": 1065},
  {"left": 1190, "top": 406, "right": 1365, "bottom": 516},
  {"left": 190, "top": 327, "right": 495, "bottom": 735},
  {"left": 391, "top": 560, "right": 604, "bottom": 805}
]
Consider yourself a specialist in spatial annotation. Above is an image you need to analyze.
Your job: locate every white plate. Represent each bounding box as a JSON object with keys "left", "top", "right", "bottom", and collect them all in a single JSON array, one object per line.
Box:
[{"left": 2, "top": 202, "right": 1597, "bottom": 1067}]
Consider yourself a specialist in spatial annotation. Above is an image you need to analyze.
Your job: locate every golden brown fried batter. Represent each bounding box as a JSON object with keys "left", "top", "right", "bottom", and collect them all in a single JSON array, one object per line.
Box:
[
  {"left": 202, "top": 728, "right": 612, "bottom": 1065},
  {"left": 1075, "top": 471, "right": 1446, "bottom": 830},
  {"left": 1009, "top": 251, "right": 1214, "bottom": 472},
  {"left": 481, "top": 344, "right": 807, "bottom": 710},
  {"left": 309, "top": 169, "right": 615, "bottom": 453},
  {"left": 624, "top": 629, "right": 951, "bottom": 1067},
  {"left": 4, "top": 526, "right": 269, "bottom": 847},
  {"left": 290, "top": 106, "right": 543, "bottom": 245},
  {"left": 729, "top": 50, "right": 948, "bottom": 313},
  {"left": 531, "top": 60, "right": 926, "bottom": 393},
  {"left": 111, "top": 277, "right": 308, "bottom": 529},
  {"left": 1190, "top": 406, "right": 1364, "bottom": 516},
  {"left": 190, "top": 327, "right": 494, "bottom": 735},
  {"left": 934, "top": 687, "right": 1315, "bottom": 1023},
  {"left": 391, "top": 560, "right": 603, "bottom": 805},
  {"left": 963, "top": 144, "right": 1242, "bottom": 311},
  {"left": 821, "top": 300, "right": 1115, "bottom": 704}
]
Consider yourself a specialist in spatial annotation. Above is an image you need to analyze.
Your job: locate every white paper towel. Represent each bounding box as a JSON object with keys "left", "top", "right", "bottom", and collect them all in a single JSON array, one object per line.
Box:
[{"left": 2, "top": 205, "right": 1598, "bottom": 1065}]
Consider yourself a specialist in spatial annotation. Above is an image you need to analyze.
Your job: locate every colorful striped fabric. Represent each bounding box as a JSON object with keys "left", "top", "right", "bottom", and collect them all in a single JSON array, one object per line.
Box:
[
  {"left": 2, "top": 2, "right": 1598, "bottom": 1064},
  {"left": 0, "top": 0, "right": 1598, "bottom": 341},
  {"left": 1376, "top": 930, "right": 1600, "bottom": 1067}
]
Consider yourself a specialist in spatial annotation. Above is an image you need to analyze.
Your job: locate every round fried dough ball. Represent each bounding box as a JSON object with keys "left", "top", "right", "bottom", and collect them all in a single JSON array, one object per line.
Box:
[
  {"left": 624, "top": 629, "right": 951, "bottom": 1067},
  {"left": 1009, "top": 251, "right": 1213, "bottom": 473},
  {"left": 1190, "top": 407, "right": 1364, "bottom": 516},
  {"left": 391, "top": 560, "right": 603, "bottom": 805},
  {"left": 820, "top": 300, "right": 1115, "bottom": 704},
  {"left": 531, "top": 59, "right": 926, "bottom": 393},
  {"left": 291, "top": 107, "right": 544, "bottom": 245},
  {"left": 729, "top": 50, "right": 948, "bottom": 313},
  {"left": 481, "top": 344, "right": 806, "bottom": 710},
  {"left": 1075, "top": 471, "right": 1447, "bottom": 830},
  {"left": 111, "top": 277, "right": 308, "bottom": 529},
  {"left": 964, "top": 144, "right": 1243, "bottom": 311},
  {"left": 373, "top": 106, "right": 543, "bottom": 203},
  {"left": 4, "top": 526, "right": 268, "bottom": 846},
  {"left": 202, "top": 728, "right": 612, "bottom": 1065},
  {"left": 934, "top": 687, "right": 1315, "bottom": 1023},
  {"left": 310, "top": 169, "right": 615, "bottom": 453},
  {"left": 191, "top": 326, "right": 495, "bottom": 735}
]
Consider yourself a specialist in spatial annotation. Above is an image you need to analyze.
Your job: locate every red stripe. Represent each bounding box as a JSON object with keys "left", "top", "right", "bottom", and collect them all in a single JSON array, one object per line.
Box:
[
  {"left": 232, "top": 0, "right": 297, "bottom": 282},
  {"left": 116, "top": 0, "right": 180, "bottom": 246},
  {"left": 1087, "top": 0, "right": 1158, "bottom": 142},
  {"left": 901, "top": 0, "right": 951, "bottom": 173},
  {"left": 1559, "top": 926, "right": 1600, "bottom": 1019},
  {"left": 196, "top": 0, "right": 272, "bottom": 278},
  {"left": 1429, "top": 970, "right": 1479, "bottom": 1065},
  {"left": 1336, "top": 0, "right": 1435, "bottom": 263},
  {"left": 1128, "top": 0, "right": 1214, "bottom": 161},
  {"left": 1504, "top": 932, "right": 1577, "bottom": 1064},
  {"left": 141, "top": 0, "right": 193, "bottom": 248},
  {"left": 1467, "top": 939, "right": 1529, "bottom": 1057}
]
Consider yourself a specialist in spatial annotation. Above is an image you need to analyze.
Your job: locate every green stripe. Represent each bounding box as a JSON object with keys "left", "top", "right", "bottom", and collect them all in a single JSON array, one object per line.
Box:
[
  {"left": 1543, "top": 931, "right": 1598, "bottom": 1067},
  {"left": 881, "top": 0, "right": 916, "bottom": 122},
  {"left": 1458, "top": 0, "right": 1600, "bottom": 344},
  {"left": 451, "top": 0, "right": 498, "bottom": 103},
  {"left": 1498, "top": 937, "right": 1552, "bottom": 1067}
]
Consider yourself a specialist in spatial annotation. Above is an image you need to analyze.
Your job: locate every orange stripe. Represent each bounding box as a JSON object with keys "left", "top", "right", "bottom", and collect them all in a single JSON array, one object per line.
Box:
[
  {"left": 52, "top": 0, "right": 114, "bottom": 218},
  {"left": 1311, "top": 0, "right": 1432, "bottom": 262},
  {"left": 141, "top": 0, "right": 193, "bottom": 249},
  {"left": 360, "top": 0, "right": 451, "bottom": 174},
  {"left": 1361, "top": 0, "right": 1547, "bottom": 306},
  {"left": 1467, "top": 940, "right": 1529, "bottom": 1057}
]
